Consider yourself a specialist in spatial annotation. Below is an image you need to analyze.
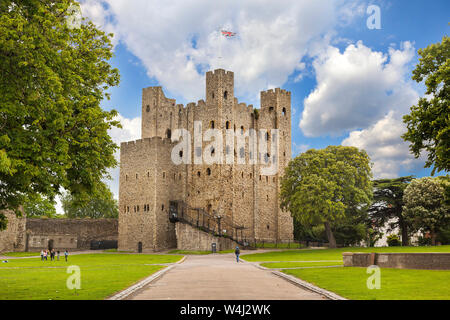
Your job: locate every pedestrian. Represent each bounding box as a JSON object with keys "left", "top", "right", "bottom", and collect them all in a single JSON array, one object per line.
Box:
[
  {"left": 235, "top": 246, "right": 240, "bottom": 263},
  {"left": 40, "top": 250, "right": 44, "bottom": 261},
  {"left": 43, "top": 250, "right": 47, "bottom": 261},
  {"left": 57, "top": 250, "right": 60, "bottom": 261},
  {"left": 64, "top": 250, "right": 68, "bottom": 262},
  {"left": 51, "top": 249, "right": 55, "bottom": 261}
]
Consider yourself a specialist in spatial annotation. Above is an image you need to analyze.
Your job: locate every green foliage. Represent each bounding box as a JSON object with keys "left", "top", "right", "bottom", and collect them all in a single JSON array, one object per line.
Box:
[
  {"left": 387, "top": 234, "right": 401, "bottom": 247},
  {"left": 402, "top": 36, "right": 450, "bottom": 175},
  {"left": 23, "top": 194, "right": 57, "bottom": 218},
  {"left": 280, "top": 146, "right": 372, "bottom": 245},
  {"left": 403, "top": 177, "right": 450, "bottom": 244},
  {"left": 0, "top": 0, "right": 121, "bottom": 229},
  {"left": 369, "top": 176, "right": 414, "bottom": 245},
  {"left": 61, "top": 184, "right": 118, "bottom": 219}
]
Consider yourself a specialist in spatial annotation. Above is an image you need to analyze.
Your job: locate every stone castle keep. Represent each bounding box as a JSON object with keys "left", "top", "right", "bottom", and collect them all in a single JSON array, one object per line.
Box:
[{"left": 118, "top": 69, "right": 293, "bottom": 252}]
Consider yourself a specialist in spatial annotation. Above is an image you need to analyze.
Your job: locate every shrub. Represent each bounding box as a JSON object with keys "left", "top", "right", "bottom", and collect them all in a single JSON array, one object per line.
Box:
[{"left": 387, "top": 234, "right": 401, "bottom": 246}]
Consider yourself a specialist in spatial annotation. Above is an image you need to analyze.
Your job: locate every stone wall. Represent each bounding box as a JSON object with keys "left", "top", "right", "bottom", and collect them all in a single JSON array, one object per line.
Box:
[
  {"left": 26, "top": 218, "right": 118, "bottom": 251},
  {"left": 343, "top": 252, "right": 450, "bottom": 270},
  {"left": 176, "top": 222, "right": 238, "bottom": 251},
  {"left": 0, "top": 211, "right": 26, "bottom": 253},
  {"left": 119, "top": 69, "right": 294, "bottom": 253}
]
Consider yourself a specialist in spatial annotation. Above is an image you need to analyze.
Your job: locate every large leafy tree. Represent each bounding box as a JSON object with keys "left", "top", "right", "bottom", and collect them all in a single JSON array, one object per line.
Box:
[
  {"left": 0, "top": 0, "right": 121, "bottom": 229},
  {"left": 280, "top": 146, "right": 372, "bottom": 248},
  {"left": 23, "top": 194, "right": 57, "bottom": 218},
  {"left": 403, "top": 177, "right": 450, "bottom": 245},
  {"left": 402, "top": 36, "right": 449, "bottom": 175},
  {"left": 61, "top": 184, "right": 118, "bottom": 219},
  {"left": 368, "top": 176, "right": 414, "bottom": 246}
]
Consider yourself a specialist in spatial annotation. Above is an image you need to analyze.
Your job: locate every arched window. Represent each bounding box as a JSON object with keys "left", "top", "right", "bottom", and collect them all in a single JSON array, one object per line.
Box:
[
  {"left": 282, "top": 107, "right": 286, "bottom": 116},
  {"left": 179, "top": 150, "right": 183, "bottom": 158},
  {"left": 210, "top": 121, "right": 215, "bottom": 129},
  {"left": 197, "top": 171, "right": 201, "bottom": 177},
  {"left": 206, "top": 168, "right": 211, "bottom": 176},
  {"left": 136, "top": 173, "right": 138, "bottom": 180},
  {"left": 269, "top": 106, "right": 274, "bottom": 112},
  {"left": 240, "top": 126, "right": 244, "bottom": 134},
  {"left": 146, "top": 105, "right": 150, "bottom": 112},
  {"left": 166, "top": 129, "right": 172, "bottom": 139},
  {"left": 224, "top": 91, "right": 228, "bottom": 99},
  {"left": 226, "top": 121, "right": 230, "bottom": 129}
]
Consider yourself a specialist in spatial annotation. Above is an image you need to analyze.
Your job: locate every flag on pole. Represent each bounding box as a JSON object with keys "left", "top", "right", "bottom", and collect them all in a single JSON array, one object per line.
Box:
[{"left": 221, "top": 30, "right": 236, "bottom": 38}]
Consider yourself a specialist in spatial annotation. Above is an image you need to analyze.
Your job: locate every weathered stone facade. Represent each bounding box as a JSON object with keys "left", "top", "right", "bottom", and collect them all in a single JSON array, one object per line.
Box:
[
  {"left": 0, "top": 211, "right": 26, "bottom": 253},
  {"left": 118, "top": 69, "right": 294, "bottom": 252},
  {"left": 25, "top": 218, "right": 118, "bottom": 251},
  {"left": 175, "top": 223, "right": 238, "bottom": 251}
]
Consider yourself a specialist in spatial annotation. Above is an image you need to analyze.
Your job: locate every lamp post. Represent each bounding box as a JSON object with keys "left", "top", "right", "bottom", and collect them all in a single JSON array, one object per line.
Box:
[{"left": 214, "top": 211, "right": 222, "bottom": 236}]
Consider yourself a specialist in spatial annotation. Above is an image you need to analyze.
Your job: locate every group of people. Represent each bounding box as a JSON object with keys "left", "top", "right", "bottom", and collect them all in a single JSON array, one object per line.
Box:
[{"left": 40, "top": 249, "right": 69, "bottom": 262}]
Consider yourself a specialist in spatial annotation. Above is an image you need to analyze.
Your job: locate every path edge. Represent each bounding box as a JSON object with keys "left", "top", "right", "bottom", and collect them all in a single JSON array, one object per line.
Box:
[
  {"left": 272, "top": 271, "right": 347, "bottom": 301},
  {"left": 106, "top": 256, "right": 186, "bottom": 300}
]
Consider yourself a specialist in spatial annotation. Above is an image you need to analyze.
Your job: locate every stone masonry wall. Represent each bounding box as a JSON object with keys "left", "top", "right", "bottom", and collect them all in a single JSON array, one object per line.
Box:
[
  {"left": 176, "top": 222, "right": 238, "bottom": 251},
  {"left": 26, "top": 218, "right": 118, "bottom": 251},
  {"left": 343, "top": 252, "right": 450, "bottom": 270},
  {"left": 0, "top": 211, "right": 26, "bottom": 253}
]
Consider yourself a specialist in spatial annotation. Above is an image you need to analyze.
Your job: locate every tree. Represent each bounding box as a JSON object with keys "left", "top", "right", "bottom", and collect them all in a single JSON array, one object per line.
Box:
[
  {"left": 61, "top": 184, "right": 118, "bottom": 219},
  {"left": 403, "top": 177, "right": 450, "bottom": 245},
  {"left": 402, "top": 36, "right": 450, "bottom": 175},
  {"left": 23, "top": 194, "right": 57, "bottom": 218},
  {"left": 280, "top": 146, "right": 373, "bottom": 248},
  {"left": 368, "top": 176, "right": 414, "bottom": 246},
  {"left": 0, "top": 0, "right": 121, "bottom": 229}
]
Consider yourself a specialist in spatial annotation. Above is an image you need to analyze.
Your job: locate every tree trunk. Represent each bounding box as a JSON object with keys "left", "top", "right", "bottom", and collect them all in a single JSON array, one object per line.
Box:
[
  {"left": 400, "top": 221, "right": 409, "bottom": 246},
  {"left": 431, "top": 231, "right": 437, "bottom": 246},
  {"left": 324, "top": 221, "right": 336, "bottom": 248}
]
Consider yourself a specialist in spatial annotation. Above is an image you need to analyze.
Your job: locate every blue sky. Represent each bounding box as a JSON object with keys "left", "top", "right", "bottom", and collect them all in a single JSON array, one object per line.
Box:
[{"left": 77, "top": 0, "right": 449, "bottom": 199}]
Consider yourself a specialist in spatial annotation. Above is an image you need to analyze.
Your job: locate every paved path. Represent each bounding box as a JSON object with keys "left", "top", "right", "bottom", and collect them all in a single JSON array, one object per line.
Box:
[{"left": 129, "top": 253, "right": 327, "bottom": 300}]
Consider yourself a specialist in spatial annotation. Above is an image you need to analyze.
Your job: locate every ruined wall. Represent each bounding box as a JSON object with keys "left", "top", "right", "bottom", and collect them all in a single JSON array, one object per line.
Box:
[
  {"left": 0, "top": 211, "right": 26, "bottom": 253},
  {"left": 26, "top": 218, "right": 118, "bottom": 251}
]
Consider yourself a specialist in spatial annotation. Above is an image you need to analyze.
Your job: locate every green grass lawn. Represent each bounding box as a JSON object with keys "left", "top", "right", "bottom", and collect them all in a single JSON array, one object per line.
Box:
[
  {"left": 256, "top": 243, "right": 305, "bottom": 249},
  {"left": 2, "top": 252, "right": 41, "bottom": 257},
  {"left": 284, "top": 267, "right": 450, "bottom": 300},
  {"left": 167, "top": 249, "right": 235, "bottom": 255},
  {"left": 242, "top": 245, "right": 450, "bottom": 262},
  {"left": 0, "top": 253, "right": 183, "bottom": 300},
  {"left": 242, "top": 245, "right": 450, "bottom": 300},
  {"left": 261, "top": 261, "right": 343, "bottom": 268}
]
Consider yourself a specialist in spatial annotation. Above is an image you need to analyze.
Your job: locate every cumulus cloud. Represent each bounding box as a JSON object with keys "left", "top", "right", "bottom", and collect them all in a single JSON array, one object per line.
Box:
[
  {"left": 106, "top": 114, "right": 141, "bottom": 199},
  {"left": 79, "top": 0, "right": 364, "bottom": 103},
  {"left": 300, "top": 41, "right": 417, "bottom": 137},
  {"left": 342, "top": 111, "right": 425, "bottom": 179}
]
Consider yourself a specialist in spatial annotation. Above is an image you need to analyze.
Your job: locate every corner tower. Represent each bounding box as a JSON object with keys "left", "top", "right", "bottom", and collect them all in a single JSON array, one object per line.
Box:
[{"left": 206, "top": 69, "right": 234, "bottom": 110}]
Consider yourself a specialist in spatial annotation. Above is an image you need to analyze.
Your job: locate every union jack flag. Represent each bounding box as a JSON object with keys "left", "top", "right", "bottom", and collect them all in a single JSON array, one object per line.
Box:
[{"left": 221, "top": 30, "right": 236, "bottom": 37}]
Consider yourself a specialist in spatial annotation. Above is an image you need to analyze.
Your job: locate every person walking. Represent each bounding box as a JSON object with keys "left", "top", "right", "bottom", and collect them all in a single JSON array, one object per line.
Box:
[
  {"left": 43, "top": 250, "right": 48, "bottom": 261},
  {"left": 51, "top": 249, "right": 55, "bottom": 261},
  {"left": 64, "top": 250, "right": 68, "bottom": 262},
  {"left": 40, "top": 250, "right": 44, "bottom": 261},
  {"left": 235, "top": 246, "right": 240, "bottom": 263},
  {"left": 57, "top": 250, "right": 60, "bottom": 261}
]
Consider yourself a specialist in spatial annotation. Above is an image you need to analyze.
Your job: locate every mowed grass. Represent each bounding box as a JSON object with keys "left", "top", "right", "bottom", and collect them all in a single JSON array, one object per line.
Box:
[
  {"left": 284, "top": 267, "right": 450, "bottom": 300},
  {"left": 0, "top": 253, "right": 183, "bottom": 300},
  {"left": 261, "top": 261, "right": 343, "bottom": 268},
  {"left": 241, "top": 245, "right": 450, "bottom": 262},
  {"left": 2, "top": 252, "right": 41, "bottom": 257}
]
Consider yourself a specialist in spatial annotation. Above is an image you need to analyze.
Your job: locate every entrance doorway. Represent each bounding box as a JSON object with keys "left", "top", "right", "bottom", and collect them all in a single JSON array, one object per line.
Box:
[
  {"left": 138, "top": 242, "right": 143, "bottom": 253},
  {"left": 48, "top": 239, "right": 54, "bottom": 251}
]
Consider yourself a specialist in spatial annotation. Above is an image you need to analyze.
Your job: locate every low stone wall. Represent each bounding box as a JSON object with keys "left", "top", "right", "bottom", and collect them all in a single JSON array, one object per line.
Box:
[
  {"left": 26, "top": 218, "right": 118, "bottom": 251},
  {"left": 0, "top": 211, "right": 26, "bottom": 253},
  {"left": 343, "top": 252, "right": 450, "bottom": 270},
  {"left": 175, "top": 222, "right": 238, "bottom": 251}
]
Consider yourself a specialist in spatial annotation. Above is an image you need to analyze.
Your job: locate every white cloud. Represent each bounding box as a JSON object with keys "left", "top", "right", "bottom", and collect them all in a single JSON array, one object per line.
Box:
[
  {"left": 292, "top": 143, "right": 310, "bottom": 157},
  {"left": 342, "top": 111, "right": 425, "bottom": 178},
  {"left": 79, "top": 0, "right": 364, "bottom": 103},
  {"left": 106, "top": 114, "right": 141, "bottom": 199},
  {"left": 300, "top": 41, "right": 417, "bottom": 137}
]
